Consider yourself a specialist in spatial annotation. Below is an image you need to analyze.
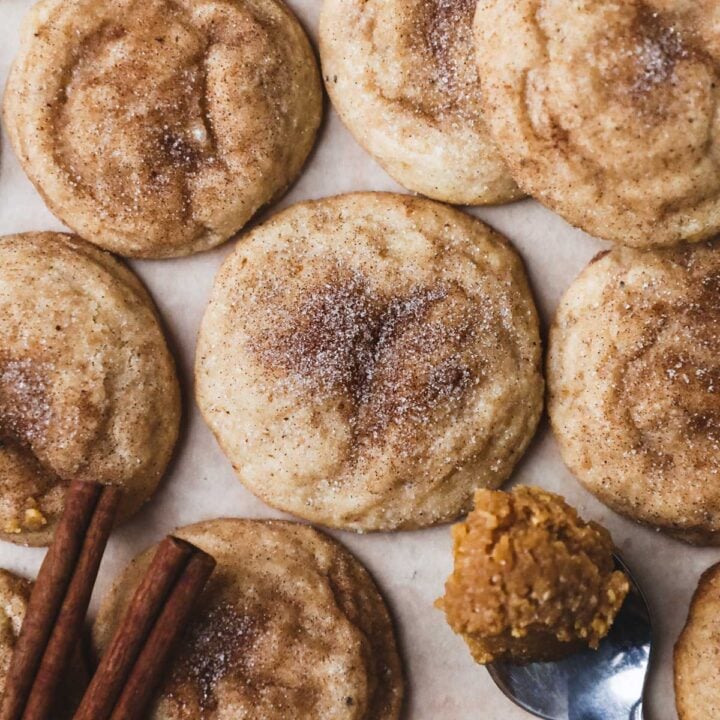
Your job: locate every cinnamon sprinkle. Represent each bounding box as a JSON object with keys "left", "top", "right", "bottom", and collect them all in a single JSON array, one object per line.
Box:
[
  {"left": 425, "top": 0, "right": 475, "bottom": 89},
  {"left": 630, "top": 7, "right": 688, "bottom": 95},
  {"left": 0, "top": 357, "right": 52, "bottom": 446},
  {"left": 417, "top": 0, "right": 480, "bottom": 121},
  {"left": 167, "top": 599, "right": 262, "bottom": 714},
  {"left": 250, "top": 271, "right": 485, "bottom": 441}
]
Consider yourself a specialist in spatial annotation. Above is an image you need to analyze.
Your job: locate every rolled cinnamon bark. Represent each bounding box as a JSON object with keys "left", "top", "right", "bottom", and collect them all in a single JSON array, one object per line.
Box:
[
  {"left": 22, "top": 485, "right": 120, "bottom": 720},
  {"left": 0, "top": 481, "right": 104, "bottom": 720},
  {"left": 108, "top": 549, "right": 216, "bottom": 720},
  {"left": 72, "top": 537, "right": 196, "bottom": 720}
]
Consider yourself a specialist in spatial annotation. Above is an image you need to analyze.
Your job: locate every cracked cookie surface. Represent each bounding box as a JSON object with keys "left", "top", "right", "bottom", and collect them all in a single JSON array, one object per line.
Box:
[
  {"left": 320, "top": 0, "right": 520, "bottom": 205},
  {"left": 195, "top": 193, "right": 543, "bottom": 531},
  {"left": 3, "top": 0, "right": 322, "bottom": 258},
  {"left": 475, "top": 0, "right": 720, "bottom": 247},
  {"left": 0, "top": 232, "right": 180, "bottom": 545},
  {"left": 94, "top": 519, "right": 404, "bottom": 720},
  {"left": 548, "top": 241, "right": 720, "bottom": 544}
]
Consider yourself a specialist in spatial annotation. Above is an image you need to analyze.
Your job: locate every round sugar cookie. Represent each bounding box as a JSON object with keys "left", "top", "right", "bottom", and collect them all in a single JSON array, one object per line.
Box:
[
  {"left": 548, "top": 242, "right": 720, "bottom": 544},
  {"left": 196, "top": 193, "right": 543, "bottom": 531},
  {"left": 675, "top": 562, "right": 720, "bottom": 720},
  {"left": 0, "top": 232, "right": 180, "bottom": 545},
  {"left": 93, "top": 519, "right": 404, "bottom": 720},
  {"left": 3, "top": 0, "right": 322, "bottom": 258},
  {"left": 319, "top": 0, "right": 520, "bottom": 205},
  {"left": 475, "top": 0, "right": 720, "bottom": 247}
]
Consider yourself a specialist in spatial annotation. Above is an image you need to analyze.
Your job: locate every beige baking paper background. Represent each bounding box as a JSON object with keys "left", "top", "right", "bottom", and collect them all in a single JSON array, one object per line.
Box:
[{"left": 0, "top": 1, "right": 717, "bottom": 718}]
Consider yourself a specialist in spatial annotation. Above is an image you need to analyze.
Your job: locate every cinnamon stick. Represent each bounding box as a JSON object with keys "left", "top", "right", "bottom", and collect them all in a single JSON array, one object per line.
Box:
[
  {"left": 22, "top": 484, "right": 120, "bottom": 720},
  {"left": 0, "top": 481, "right": 104, "bottom": 720},
  {"left": 72, "top": 537, "right": 196, "bottom": 720},
  {"left": 108, "top": 548, "right": 216, "bottom": 720}
]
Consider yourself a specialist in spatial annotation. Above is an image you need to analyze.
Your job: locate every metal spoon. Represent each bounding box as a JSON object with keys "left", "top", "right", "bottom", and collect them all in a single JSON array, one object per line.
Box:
[{"left": 487, "top": 556, "right": 652, "bottom": 720}]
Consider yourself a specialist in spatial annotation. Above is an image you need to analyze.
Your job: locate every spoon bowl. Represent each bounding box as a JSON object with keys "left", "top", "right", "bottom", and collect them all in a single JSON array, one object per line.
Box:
[{"left": 487, "top": 556, "right": 652, "bottom": 720}]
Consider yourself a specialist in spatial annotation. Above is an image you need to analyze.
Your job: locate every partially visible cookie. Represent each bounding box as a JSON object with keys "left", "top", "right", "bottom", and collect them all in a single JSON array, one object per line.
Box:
[
  {"left": 548, "top": 242, "right": 720, "bottom": 544},
  {"left": 93, "top": 519, "right": 404, "bottom": 720},
  {"left": 0, "top": 569, "right": 87, "bottom": 717},
  {"left": 675, "top": 562, "right": 720, "bottom": 720},
  {"left": 196, "top": 193, "right": 543, "bottom": 531},
  {"left": 0, "top": 232, "right": 180, "bottom": 545},
  {"left": 475, "top": 0, "right": 720, "bottom": 247},
  {"left": 3, "top": 0, "right": 322, "bottom": 258},
  {"left": 320, "top": 0, "right": 520, "bottom": 205}
]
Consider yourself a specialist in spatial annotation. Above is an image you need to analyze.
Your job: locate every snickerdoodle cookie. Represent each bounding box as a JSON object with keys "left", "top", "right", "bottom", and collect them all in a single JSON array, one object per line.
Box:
[
  {"left": 548, "top": 242, "right": 720, "bottom": 544},
  {"left": 3, "top": 0, "right": 321, "bottom": 258},
  {"left": 94, "top": 519, "right": 404, "bottom": 720},
  {"left": 675, "top": 562, "right": 720, "bottom": 720},
  {"left": 0, "top": 232, "right": 180, "bottom": 545},
  {"left": 319, "top": 0, "right": 520, "bottom": 205},
  {"left": 196, "top": 193, "right": 543, "bottom": 531},
  {"left": 0, "top": 569, "right": 87, "bottom": 716},
  {"left": 475, "top": 0, "right": 720, "bottom": 247}
]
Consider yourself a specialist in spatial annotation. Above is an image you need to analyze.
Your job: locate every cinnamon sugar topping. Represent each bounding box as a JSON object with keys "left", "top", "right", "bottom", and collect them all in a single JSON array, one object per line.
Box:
[
  {"left": 5, "top": 0, "right": 321, "bottom": 257},
  {"left": 0, "top": 357, "right": 51, "bottom": 447},
  {"left": 618, "top": 265, "right": 720, "bottom": 475},
  {"left": 630, "top": 7, "right": 688, "bottom": 94},
  {"left": 417, "top": 0, "right": 479, "bottom": 119},
  {"left": 252, "top": 272, "right": 484, "bottom": 440},
  {"left": 425, "top": 0, "right": 475, "bottom": 90},
  {"left": 168, "top": 599, "right": 261, "bottom": 714},
  {"left": 261, "top": 273, "right": 381, "bottom": 399}
]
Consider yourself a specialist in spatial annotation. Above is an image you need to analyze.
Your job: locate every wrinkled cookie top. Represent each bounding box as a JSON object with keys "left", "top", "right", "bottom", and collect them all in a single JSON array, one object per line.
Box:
[
  {"left": 549, "top": 240, "right": 720, "bottom": 542},
  {"left": 0, "top": 233, "right": 179, "bottom": 545},
  {"left": 94, "top": 519, "right": 404, "bottom": 720},
  {"left": 196, "top": 194, "right": 543, "bottom": 531},
  {"left": 476, "top": 0, "right": 720, "bottom": 246},
  {"left": 5, "top": 0, "right": 321, "bottom": 256}
]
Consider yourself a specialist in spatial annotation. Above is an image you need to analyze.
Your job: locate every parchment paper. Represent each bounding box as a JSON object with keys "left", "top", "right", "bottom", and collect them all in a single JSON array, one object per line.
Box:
[{"left": 0, "top": 2, "right": 715, "bottom": 718}]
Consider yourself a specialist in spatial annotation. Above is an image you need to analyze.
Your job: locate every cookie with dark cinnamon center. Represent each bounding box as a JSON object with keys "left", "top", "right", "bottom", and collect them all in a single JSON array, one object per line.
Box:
[
  {"left": 195, "top": 193, "right": 543, "bottom": 531},
  {"left": 0, "top": 232, "right": 180, "bottom": 545},
  {"left": 3, "top": 0, "right": 322, "bottom": 258},
  {"left": 93, "top": 519, "right": 404, "bottom": 720}
]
